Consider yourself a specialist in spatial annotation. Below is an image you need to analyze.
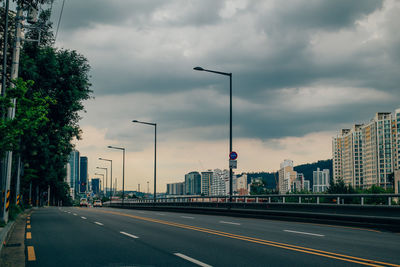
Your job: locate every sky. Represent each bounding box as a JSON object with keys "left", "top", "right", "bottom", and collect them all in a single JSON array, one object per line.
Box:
[{"left": 47, "top": 0, "right": 400, "bottom": 193}]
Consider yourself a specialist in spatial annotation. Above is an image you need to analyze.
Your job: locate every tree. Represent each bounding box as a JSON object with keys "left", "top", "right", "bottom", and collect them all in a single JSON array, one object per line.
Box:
[
  {"left": 5, "top": 6, "right": 93, "bottom": 205},
  {"left": 327, "top": 178, "right": 356, "bottom": 194}
]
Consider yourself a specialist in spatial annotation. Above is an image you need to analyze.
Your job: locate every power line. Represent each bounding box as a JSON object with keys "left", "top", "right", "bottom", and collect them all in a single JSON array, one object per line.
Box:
[{"left": 54, "top": 0, "right": 65, "bottom": 42}]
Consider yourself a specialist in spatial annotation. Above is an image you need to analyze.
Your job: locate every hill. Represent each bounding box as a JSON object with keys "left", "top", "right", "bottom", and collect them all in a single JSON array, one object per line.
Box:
[{"left": 246, "top": 159, "right": 332, "bottom": 190}]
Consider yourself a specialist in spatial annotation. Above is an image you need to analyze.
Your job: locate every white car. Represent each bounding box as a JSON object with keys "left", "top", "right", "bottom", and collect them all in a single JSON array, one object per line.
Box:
[{"left": 93, "top": 200, "right": 102, "bottom": 207}]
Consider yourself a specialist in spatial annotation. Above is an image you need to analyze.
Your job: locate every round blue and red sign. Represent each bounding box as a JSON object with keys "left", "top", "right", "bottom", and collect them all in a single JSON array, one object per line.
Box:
[{"left": 229, "top": 151, "right": 238, "bottom": 160}]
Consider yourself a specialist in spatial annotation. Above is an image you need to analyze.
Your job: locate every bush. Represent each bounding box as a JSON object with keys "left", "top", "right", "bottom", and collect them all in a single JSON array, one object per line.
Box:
[{"left": 9, "top": 204, "right": 23, "bottom": 221}]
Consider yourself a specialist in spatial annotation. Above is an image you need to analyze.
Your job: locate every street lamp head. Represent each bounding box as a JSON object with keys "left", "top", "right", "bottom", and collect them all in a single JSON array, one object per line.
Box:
[
  {"left": 132, "top": 120, "right": 138, "bottom": 123},
  {"left": 193, "top": 66, "right": 204, "bottom": 71},
  {"left": 107, "top": 146, "right": 112, "bottom": 148}
]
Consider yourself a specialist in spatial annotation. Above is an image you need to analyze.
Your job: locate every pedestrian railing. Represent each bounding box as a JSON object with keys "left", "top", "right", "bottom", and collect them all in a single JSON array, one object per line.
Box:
[{"left": 105, "top": 193, "right": 400, "bottom": 206}]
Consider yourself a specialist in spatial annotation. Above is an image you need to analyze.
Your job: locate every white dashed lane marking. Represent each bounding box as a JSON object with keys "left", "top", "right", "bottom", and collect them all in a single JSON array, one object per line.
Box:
[
  {"left": 283, "top": 230, "right": 325, "bottom": 237},
  {"left": 120, "top": 231, "right": 139, "bottom": 239}
]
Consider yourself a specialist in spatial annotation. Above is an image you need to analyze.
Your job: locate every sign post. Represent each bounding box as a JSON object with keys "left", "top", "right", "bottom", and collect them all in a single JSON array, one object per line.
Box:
[{"left": 229, "top": 151, "right": 238, "bottom": 169}]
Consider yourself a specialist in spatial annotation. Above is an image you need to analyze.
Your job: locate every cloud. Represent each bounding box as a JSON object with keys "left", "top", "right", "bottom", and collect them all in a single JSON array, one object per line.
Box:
[{"left": 47, "top": 0, "right": 400, "bottom": 184}]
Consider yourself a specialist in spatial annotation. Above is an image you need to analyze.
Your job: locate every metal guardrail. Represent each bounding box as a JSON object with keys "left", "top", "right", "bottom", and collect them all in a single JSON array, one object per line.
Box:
[{"left": 106, "top": 193, "right": 400, "bottom": 206}]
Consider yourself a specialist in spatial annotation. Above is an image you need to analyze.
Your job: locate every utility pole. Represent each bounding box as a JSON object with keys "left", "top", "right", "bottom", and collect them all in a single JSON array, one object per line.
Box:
[
  {"left": 15, "top": 157, "right": 21, "bottom": 205},
  {"left": 2, "top": 5, "right": 23, "bottom": 223},
  {"left": 0, "top": 0, "right": 10, "bottom": 220}
]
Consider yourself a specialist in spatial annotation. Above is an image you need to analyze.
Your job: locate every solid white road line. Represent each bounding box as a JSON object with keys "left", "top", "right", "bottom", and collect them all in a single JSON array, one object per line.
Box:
[
  {"left": 174, "top": 253, "right": 212, "bottom": 267},
  {"left": 120, "top": 231, "right": 139, "bottom": 239},
  {"left": 181, "top": 216, "right": 195, "bottom": 219},
  {"left": 137, "top": 211, "right": 145, "bottom": 214},
  {"left": 219, "top": 221, "right": 241, "bottom": 226},
  {"left": 94, "top": 222, "right": 104, "bottom": 226},
  {"left": 156, "top": 213, "right": 165, "bottom": 216},
  {"left": 283, "top": 230, "right": 325, "bottom": 237},
  {"left": 81, "top": 217, "right": 87, "bottom": 220}
]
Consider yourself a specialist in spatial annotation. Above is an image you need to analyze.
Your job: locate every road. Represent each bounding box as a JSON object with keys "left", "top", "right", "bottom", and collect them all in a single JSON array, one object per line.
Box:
[{"left": 25, "top": 207, "right": 400, "bottom": 267}]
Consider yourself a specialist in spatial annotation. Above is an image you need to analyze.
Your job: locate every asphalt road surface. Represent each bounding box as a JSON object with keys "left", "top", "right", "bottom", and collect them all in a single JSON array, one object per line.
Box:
[{"left": 25, "top": 206, "right": 400, "bottom": 267}]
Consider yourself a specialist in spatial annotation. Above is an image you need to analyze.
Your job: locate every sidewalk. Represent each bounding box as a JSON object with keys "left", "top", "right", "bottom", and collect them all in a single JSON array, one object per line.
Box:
[{"left": 0, "top": 211, "right": 30, "bottom": 267}]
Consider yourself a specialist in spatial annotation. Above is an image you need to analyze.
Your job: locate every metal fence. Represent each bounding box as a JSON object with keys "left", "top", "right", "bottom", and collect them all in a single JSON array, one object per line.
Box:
[{"left": 106, "top": 193, "right": 400, "bottom": 206}]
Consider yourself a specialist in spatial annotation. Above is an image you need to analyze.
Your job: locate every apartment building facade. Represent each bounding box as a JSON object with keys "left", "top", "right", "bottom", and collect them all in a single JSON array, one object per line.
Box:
[
  {"left": 332, "top": 110, "right": 400, "bottom": 189},
  {"left": 278, "top": 159, "right": 297, "bottom": 194}
]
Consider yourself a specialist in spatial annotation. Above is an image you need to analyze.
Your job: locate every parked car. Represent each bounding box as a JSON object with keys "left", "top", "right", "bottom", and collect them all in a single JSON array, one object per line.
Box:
[
  {"left": 80, "top": 198, "right": 88, "bottom": 207},
  {"left": 93, "top": 200, "right": 102, "bottom": 207}
]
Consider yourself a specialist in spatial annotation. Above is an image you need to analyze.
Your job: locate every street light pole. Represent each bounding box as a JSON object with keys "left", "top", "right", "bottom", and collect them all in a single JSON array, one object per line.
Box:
[
  {"left": 96, "top": 167, "right": 107, "bottom": 196},
  {"left": 108, "top": 146, "right": 125, "bottom": 204},
  {"left": 99, "top": 158, "right": 112, "bottom": 197},
  {"left": 193, "top": 66, "right": 233, "bottom": 203},
  {"left": 132, "top": 120, "right": 157, "bottom": 203}
]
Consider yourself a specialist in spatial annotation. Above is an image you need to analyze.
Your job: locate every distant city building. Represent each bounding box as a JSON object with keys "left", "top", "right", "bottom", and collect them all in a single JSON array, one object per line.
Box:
[
  {"left": 210, "top": 169, "right": 229, "bottom": 196},
  {"left": 201, "top": 171, "right": 213, "bottom": 196},
  {"left": 91, "top": 178, "right": 100, "bottom": 195},
  {"left": 333, "top": 109, "right": 400, "bottom": 189},
  {"left": 303, "top": 180, "right": 310, "bottom": 192},
  {"left": 313, "top": 168, "right": 330, "bottom": 193},
  {"left": 235, "top": 174, "right": 248, "bottom": 195},
  {"left": 185, "top": 172, "right": 201, "bottom": 195},
  {"left": 80, "top": 156, "right": 88, "bottom": 193},
  {"left": 291, "top": 173, "right": 305, "bottom": 192},
  {"left": 278, "top": 160, "right": 297, "bottom": 194},
  {"left": 166, "top": 182, "right": 184, "bottom": 195},
  {"left": 68, "top": 150, "right": 80, "bottom": 199}
]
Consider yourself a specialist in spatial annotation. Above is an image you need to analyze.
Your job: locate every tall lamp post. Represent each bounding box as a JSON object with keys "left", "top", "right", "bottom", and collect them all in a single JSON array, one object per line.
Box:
[
  {"left": 108, "top": 146, "right": 125, "bottom": 204},
  {"left": 193, "top": 66, "right": 233, "bottom": 202},
  {"left": 94, "top": 173, "right": 104, "bottom": 196},
  {"left": 99, "top": 158, "right": 112, "bottom": 197},
  {"left": 132, "top": 120, "right": 157, "bottom": 203},
  {"left": 96, "top": 167, "right": 107, "bottom": 196}
]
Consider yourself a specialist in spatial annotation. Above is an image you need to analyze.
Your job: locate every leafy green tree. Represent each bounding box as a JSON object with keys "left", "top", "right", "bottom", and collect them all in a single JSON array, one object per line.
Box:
[
  {"left": 327, "top": 178, "right": 356, "bottom": 194},
  {"left": 0, "top": 6, "right": 93, "bottom": 205}
]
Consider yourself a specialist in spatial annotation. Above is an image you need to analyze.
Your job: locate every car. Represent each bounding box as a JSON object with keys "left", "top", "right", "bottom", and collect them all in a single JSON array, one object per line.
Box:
[
  {"left": 80, "top": 198, "right": 88, "bottom": 207},
  {"left": 93, "top": 200, "right": 102, "bottom": 207}
]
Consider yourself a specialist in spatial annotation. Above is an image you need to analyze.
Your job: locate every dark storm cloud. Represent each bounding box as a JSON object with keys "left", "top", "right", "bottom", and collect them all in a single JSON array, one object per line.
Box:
[
  {"left": 51, "top": 0, "right": 223, "bottom": 31},
  {"left": 59, "top": 0, "right": 399, "bottom": 142},
  {"left": 253, "top": 0, "right": 384, "bottom": 32}
]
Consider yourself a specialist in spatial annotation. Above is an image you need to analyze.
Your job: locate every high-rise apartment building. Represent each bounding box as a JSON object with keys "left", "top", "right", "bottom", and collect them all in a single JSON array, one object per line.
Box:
[
  {"left": 313, "top": 168, "right": 330, "bottom": 192},
  {"left": 235, "top": 174, "right": 248, "bottom": 195},
  {"left": 80, "top": 156, "right": 88, "bottom": 193},
  {"left": 210, "top": 169, "right": 229, "bottom": 196},
  {"left": 166, "top": 182, "right": 184, "bottom": 195},
  {"left": 91, "top": 178, "right": 100, "bottom": 195},
  {"left": 185, "top": 172, "right": 201, "bottom": 195},
  {"left": 278, "top": 160, "right": 297, "bottom": 194},
  {"left": 201, "top": 171, "right": 213, "bottom": 196},
  {"left": 68, "top": 150, "right": 80, "bottom": 199},
  {"left": 333, "top": 110, "right": 400, "bottom": 189},
  {"left": 291, "top": 173, "right": 306, "bottom": 192}
]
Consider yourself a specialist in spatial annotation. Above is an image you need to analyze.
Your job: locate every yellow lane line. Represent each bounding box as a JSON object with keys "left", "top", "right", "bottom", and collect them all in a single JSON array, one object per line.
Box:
[
  {"left": 90, "top": 209, "right": 399, "bottom": 267},
  {"left": 27, "top": 225, "right": 31, "bottom": 229},
  {"left": 26, "top": 232, "right": 32, "bottom": 239},
  {"left": 27, "top": 220, "right": 30, "bottom": 224},
  {"left": 27, "top": 246, "right": 36, "bottom": 261}
]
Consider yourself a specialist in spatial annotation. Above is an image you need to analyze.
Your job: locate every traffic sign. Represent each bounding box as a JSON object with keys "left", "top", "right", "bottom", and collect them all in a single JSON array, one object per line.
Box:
[
  {"left": 229, "top": 159, "right": 237, "bottom": 169},
  {"left": 229, "top": 151, "right": 238, "bottom": 160}
]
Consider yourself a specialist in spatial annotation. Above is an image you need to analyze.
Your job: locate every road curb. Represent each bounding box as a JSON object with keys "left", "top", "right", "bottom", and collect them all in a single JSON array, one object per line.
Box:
[{"left": 0, "top": 220, "right": 16, "bottom": 254}]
